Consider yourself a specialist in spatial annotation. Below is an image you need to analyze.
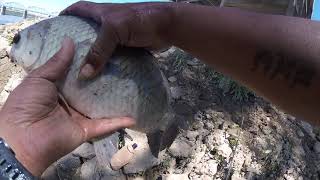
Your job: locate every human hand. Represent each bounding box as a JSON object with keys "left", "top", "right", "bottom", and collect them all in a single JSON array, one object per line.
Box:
[
  {"left": 0, "top": 38, "right": 135, "bottom": 176},
  {"left": 60, "top": 1, "right": 174, "bottom": 79}
]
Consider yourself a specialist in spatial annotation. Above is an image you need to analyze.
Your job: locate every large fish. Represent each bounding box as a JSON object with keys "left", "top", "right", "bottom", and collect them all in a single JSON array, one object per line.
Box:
[{"left": 9, "top": 16, "right": 177, "bottom": 162}]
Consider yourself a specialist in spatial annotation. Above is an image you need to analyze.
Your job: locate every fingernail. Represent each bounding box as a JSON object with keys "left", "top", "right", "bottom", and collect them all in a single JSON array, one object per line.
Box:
[{"left": 79, "top": 64, "right": 95, "bottom": 80}]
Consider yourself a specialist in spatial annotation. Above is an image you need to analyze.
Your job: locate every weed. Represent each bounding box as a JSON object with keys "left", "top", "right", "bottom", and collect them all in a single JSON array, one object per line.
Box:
[
  {"left": 228, "top": 136, "right": 238, "bottom": 149},
  {"left": 6, "top": 35, "right": 14, "bottom": 45},
  {"left": 170, "top": 49, "right": 191, "bottom": 72},
  {"left": 161, "top": 157, "right": 172, "bottom": 169},
  {"left": 217, "top": 154, "right": 225, "bottom": 164},
  {"left": 213, "top": 72, "right": 254, "bottom": 102}
]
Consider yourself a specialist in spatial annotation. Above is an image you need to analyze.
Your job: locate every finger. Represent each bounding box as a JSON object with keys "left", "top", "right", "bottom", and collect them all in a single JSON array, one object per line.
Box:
[
  {"left": 60, "top": 1, "right": 102, "bottom": 23},
  {"left": 78, "top": 22, "right": 118, "bottom": 80},
  {"left": 80, "top": 117, "right": 136, "bottom": 141},
  {"left": 29, "top": 37, "right": 75, "bottom": 82}
]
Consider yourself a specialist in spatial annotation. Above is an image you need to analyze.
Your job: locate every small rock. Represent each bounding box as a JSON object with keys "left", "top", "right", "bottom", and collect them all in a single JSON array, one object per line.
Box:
[
  {"left": 284, "top": 174, "right": 295, "bottom": 180},
  {"left": 80, "top": 158, "right": 97, "bottom": 180},
  {"left": 168, "top": 76, "right": 177, "bottom": 82},
  {"left": 167, "top": 47, "right": 177, "bottom": 54},
  {"left": 72, "top": 142, "right": 95, "bottom": 159},
  {"left": 159, "top": 64, "right": 169, "bottom": 71},
  {"left": 56, "top": 153, "right": 81, "bottom": 180},
  {"left": 300, "top": 121, "right": 315, "bottom": 139},
  {"left": 5, "top": 46, "right": 11, "bottom": 55},
  {"left": 287, "top": 115, "right": 296, "bottom": 121},
  {"left": 204, "top": 121, "right": 214, "bottom": 130},
  {"left": 297, "top": 130, "right": 304, "bottom": 138},
  {"left": 262, "top": 127, "right": 272, "bottom": 135},
  {"left": 127, "top": 176, "right": 145, "bottom": 180},
  {"left": 182, "top": 68, "right": 196, "bottom": 80},
  {"left": 217, "top": 144, "right": 232, "bottom": 160},
  {"left": 186, "top": 130, "right": 199, "bottom": 141},
  {"left": 0, "top": 72, "right": 26, "bottom": 107},
  {"left": 200, "top": 175, "right": 212, "bottom": 180},
  {"left": 287, "top": 168, "right": 294, "bottom": 174},
  {"left": 204, "top": 134, "right": 221, "bottom": 150},
  {"left": 41, "top": 163, "right": 59, "bottom": 180},
  {"left": 231, "top": 173, "right": 245, "bottom": 180},
  {"left": 158, "top": 58, "right": 166, "bottom": 62},
  {"left": 264, "top": 150, "right": 272, "bottom": 154},
  {"left": 227, "top": 129, "right": 239, "bottom": 137},
  {"left": 169, "top": 139, "right": 193, "bottom": 158},
  {"left": 192, "top": 121, "right": 204, "bottom": 130},
  {"left": 162, "top": 174, "right": 189, "bottom": 180},
  {"left": 206, "top": 160, "right": 218, "bottom": 175},
  {"left": 170, "top": 86, "right": 183, "bottom": 99},
  {"left": 158, "top": 51, "right": 170, "bottom": 58},
  {"left": 313, "top": 142, "right": 320, "bottom": 153},
  {"left": 189, "top": 172, "right": 196, "bottom": 178},
  {"left": 265, "top": 117, "right": 271, "bottom": 122},
  {"left": 186, "top": 58, "right": 200, "bottom": 66},
  {"left": 174, "top": 169, "right": 183, "bottom": 174},
  {"left": 0, "top": 48, "right": 7, "bottom": 59}
]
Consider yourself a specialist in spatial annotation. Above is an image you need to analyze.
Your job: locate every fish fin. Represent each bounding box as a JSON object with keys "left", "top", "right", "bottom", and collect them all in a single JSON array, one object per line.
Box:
[
  {"left": 147, "top": 122, "right": 180, "bottom": 158},
  {"left": 146, "top": 130, "right": 163, "bottom": 158},
  {"left": 159, "top": 121, "right": 180, "bottom": 151}
]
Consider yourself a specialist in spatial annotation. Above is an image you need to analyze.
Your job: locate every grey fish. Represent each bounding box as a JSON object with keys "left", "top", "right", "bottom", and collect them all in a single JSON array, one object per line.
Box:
[{"left": 10, "top": 16, "right": 177, "bottom": 161}]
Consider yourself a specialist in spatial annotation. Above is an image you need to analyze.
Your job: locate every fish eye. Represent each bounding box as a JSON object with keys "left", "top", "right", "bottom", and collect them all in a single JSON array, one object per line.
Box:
[{"left": 12, "top": 33, "right": 21, "bottom": 44}]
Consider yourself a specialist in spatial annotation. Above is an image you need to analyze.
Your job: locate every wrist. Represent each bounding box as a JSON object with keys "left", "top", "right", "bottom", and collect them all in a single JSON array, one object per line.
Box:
[
  {"left": 0, "top": 131, "right": 47, "bottom": 177},
  {"left": 15, "top": 149, "right": 45, "bottom": 177},
  {"left": 132, "top": 2, "right": 177, "bottom": 45},
  {"left": 0, "top": 138, "right": 37, "bottom": 179}
]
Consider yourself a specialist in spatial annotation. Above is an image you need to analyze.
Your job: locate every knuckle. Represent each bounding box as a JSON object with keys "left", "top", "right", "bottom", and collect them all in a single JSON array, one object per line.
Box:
[
  {"left": 105, "top": 18, "right": 127, "bottom": 45},
  {"left": 89, "top": 45, "right": 104, "bottom": 65},
  {"left": 50, "top": 53, "right": 62, "bottom": 63}
]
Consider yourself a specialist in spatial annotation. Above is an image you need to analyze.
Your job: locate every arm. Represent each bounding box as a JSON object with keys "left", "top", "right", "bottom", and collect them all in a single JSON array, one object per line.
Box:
[
  {"left": 62, "top": 2, "right": 320, "bottom": 125},
  {"left": 170, "top": 4, "right": 320, "bottom": 125}
]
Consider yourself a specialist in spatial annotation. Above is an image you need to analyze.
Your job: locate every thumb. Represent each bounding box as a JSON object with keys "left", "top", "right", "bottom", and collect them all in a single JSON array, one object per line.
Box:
[
  {"left": 29, "top": 37, "right": 75, "bottom": 82},
  {"left": 80, "top": 117, "right": 135, "bottom": 141},
  {"left": 78, "top": 22, "right": 118, "bottom": 80}
]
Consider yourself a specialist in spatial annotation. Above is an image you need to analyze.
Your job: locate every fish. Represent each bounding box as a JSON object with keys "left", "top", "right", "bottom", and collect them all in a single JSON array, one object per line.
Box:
[{"left": 10, "top": 16, "right": 178, "bottom": 162}]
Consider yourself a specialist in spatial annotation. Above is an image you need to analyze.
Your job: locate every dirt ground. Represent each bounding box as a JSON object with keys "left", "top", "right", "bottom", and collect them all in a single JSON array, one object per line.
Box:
[{"left": 1, "top": 20, "right": 320, "bottom": 180}]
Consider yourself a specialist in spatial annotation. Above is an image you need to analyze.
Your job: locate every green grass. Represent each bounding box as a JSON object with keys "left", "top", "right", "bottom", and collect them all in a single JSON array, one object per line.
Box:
[
  {"left": 6, "top": 35, "right": 14, "bottom": 46},
  {"left": 228, "top": 136, "right": 239, "bottom": 150},
  {"left": 213, "top": 72, "right": 254, "bottom": 102},
  {"left": 161, "top": 157, "right": 172, "bottom": 169},
  {"left": 170, "top": 49, "right": 192, "bottom": 72}
]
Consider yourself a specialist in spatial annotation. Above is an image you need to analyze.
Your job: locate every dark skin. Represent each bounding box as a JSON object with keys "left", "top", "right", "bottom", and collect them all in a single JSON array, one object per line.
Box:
[{"left": 0, "top": 1, "right": 319, "bottom": 177}]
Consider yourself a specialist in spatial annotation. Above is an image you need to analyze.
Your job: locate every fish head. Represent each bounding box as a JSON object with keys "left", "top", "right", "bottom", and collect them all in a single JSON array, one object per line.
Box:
[{"left": 10, "top": 21, "right": 50, "bottom": 71}]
